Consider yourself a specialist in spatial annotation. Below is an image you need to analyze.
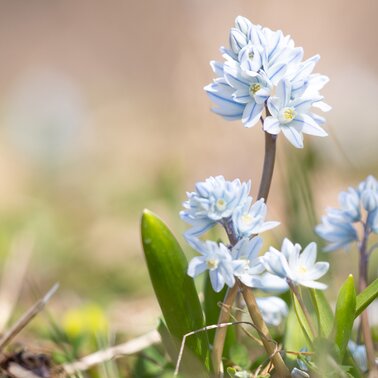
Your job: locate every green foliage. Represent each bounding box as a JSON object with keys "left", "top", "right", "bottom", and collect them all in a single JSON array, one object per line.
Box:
[
  {"left": 284, "top": 306, "right": 309, "bottom": 364},
  {"left": 229, "top": 344, "right": 250, "bottom": 370},
  {"left": 141, "top": 209, "right": 209, "bottom": 371},
  {"left": 355, "top": 276, "right": 378, "bottom": 317},
  {"left": 291, "top": 292, "right": 313, "bottom": 343},
  {"left": 332, "top": 275, "right": 356, "bottom": 359},
  {"left": 310, "top": 289, "right": 334, "bottom": 337}
]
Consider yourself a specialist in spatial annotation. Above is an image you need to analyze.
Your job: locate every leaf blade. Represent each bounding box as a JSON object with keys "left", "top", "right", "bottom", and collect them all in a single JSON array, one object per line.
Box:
[
  {"left": 141, "top": 209, "right": 209, "bottom": 369},
  {"left": 355, "top": 277, "right": 378, "bottom": 318},
  {"left": 332, "top": 274, "right": 356, "bottom": 359}
]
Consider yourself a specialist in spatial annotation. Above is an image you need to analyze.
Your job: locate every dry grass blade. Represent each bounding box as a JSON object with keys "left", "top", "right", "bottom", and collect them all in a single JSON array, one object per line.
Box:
[
  {"left": 63, "top": 329, "right": 160, "bottom": 374},
  {"left": 0, "top": 283, "right": 59, "bottom": 351},
  {"left": 0, "top": 234, "right": 34, "bottom": 333},
  {"left": 8, "top": 363, "right": 41, "bottom": 378}
]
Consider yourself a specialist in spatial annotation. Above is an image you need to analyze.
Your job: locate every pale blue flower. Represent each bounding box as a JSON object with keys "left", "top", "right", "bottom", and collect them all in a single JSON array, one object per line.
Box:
[
  {"left": 253, "top": 272, "right": 289, "bottom": 293},
  {"left": 255, "top": 296, "right": 288, "bottom": 326},
  {"left": 181, "top": 176, "right": 251, "bottom": 237},
  {"left": 264, "top": 79, "right": 327, "bottom": 148},
  {"left": 261, "top": 239, "right": 329, "bottom": 290},
  {"left": 359, "top": 175, "right": 378, "bottom": 212},
  {"left": 204, "top": 15, "right": 329, "bottom": 140},
  {"left": 348, "top": 340, "right": 368, "bottom": 373},
  {"left": 187, "top": 239, "right": 236, "bottom": 292},
  {"left": 316, "top": 176, "right": 378, "bottom": 251},
  {"left": 232, "top": 198, "right": 280, "bottom": 238},
  {"left": 316, "top": 209, "right": 359, "bottom": 251},
  {"left": 231, "top": 237, "right": 266, "bottom": 287},
  {"left": 291, "top": 368, "right": 310, "bottom": 378},
  {"left": 368, "top": 208, "right": 378, "bottom": 233}
]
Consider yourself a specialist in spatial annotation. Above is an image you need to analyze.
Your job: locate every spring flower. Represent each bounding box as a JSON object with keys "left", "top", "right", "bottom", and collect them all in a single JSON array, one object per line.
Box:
[
  {"left": 231, "top": 237, "right": 265, "bottom": 287},
  {"left": 291, "top": 368, "right": 310, "bottom": 378},
  {"left": 264, "top": 79, "right": 327, "bottom": 148},
  {"left": 359, "top": 175, "right": 378, "bottom": 212},
  {"left": 316, "top": 175, "right": 378, "bottom": 251},
  {"left": 187, "top": 239, "right": 236, "bottom": 292},
  {"left": 348, "top": 341, "right": 368, "bottom": 373},
  {"left": 181, "top": 176, "right": 251, "bottom": 237},
  {"left": 261, "top": 239, "right": 329, "bottom": 290},
  {"left": 205, "top": 15, "right": 330, "bottom": 148},
  {"left": 232, "top": 197, "right": 280, "bottom": 238},
  {"left": 316, "top": 209, "right": 359, "bottom": 252},
  {"left": 255, "top": 296, "right": 288, "bottom": 326},
  {"left": 253, "top": 272, "right": 289, "bottom": 293}
]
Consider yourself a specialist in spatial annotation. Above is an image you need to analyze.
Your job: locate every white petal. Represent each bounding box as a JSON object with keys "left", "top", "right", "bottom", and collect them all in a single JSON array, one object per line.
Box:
[
  {"left": 281, "top": 125, "right": 304, "bottom": 148},
  {"left": 275, "top": 79, "right": 291, "bottom": 107},
  {"left": 305, "top": 262, "right": 330, "bottom": 280},
  {"left": 300, "top": 280, "right": 328, "bottom": 290},
  {"left": 264, "top": 116, "right": 281, "bottom": 135},
  {"left": 299, "top": 242, "right": 317, "bottom": 267},
  {"left": 233, "top": 89, "right": 252, "bottom": 104},
  {"left": 267, "top": 63, "right": 287, "bottom": 85},
  {"left": 242, "top": 102, "right": 264, "bottom": 128},
  {"left": 210, "top": 269, "right": 225, "bottom": 292},
  {"left": 187, "top": 257, "right": 207, "bottom": 277},
  {"left": 292, "top": 114, "right": 328, "bottom": 137},
  {"left": 313, "top": 101, "right": 332, "bottom": 112}
]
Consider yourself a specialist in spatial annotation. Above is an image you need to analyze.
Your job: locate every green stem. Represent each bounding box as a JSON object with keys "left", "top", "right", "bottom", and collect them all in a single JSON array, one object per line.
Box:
[{"left": 289, "top": 281, "right": 317, "bottom": 338}]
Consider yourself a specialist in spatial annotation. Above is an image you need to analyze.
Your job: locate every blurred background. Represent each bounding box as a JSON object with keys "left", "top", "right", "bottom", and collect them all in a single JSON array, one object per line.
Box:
[{"left": 0, "top": 0, "right": 377, "bottom": 371}]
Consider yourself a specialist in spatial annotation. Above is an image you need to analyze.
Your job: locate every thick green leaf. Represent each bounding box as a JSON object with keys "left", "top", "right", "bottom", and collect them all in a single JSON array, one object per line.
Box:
[
  {"left": 203, "top": 272, "right": 236, "bottom": 357},
  {"left": 355, "top": 277, "right": 378, "bottom": 318},
  {"left": 332, "top": 275, "right": 356, "bottom": 359},
  {"left": 141, "top": 210, "right": 209, "bottom": 369},
  {"left": 310, "top": 289, "right": 334, "bottom": 337}
]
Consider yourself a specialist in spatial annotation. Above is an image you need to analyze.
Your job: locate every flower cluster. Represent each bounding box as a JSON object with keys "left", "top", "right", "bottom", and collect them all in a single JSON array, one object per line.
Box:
[
  {"left": 316, "top": 175, "right": 378, "bottom": 251},
  {"left": 182, "top": 176, "right": 328, "bottom": 294},
  {"left": 205, "top": 16, "right": 330, "bottom": 148}
]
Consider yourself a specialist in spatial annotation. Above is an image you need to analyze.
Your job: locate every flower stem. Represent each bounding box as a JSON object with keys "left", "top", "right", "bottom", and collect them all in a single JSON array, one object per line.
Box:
[
  {"left": 288, "top": 281, "right": 317, "bottom": 338},
  {"left": 257, "top": 132, "right": 277, "bottom": 201},
  {"left": 238, "top": 280, "right": 291, "bottom": 377},
  {"left": 358, "top": 224, "right": 376, "bottom": 371},
  {"left": 212, "top": 127, "right": 283, "bottom": 376},
  {"left": 211, "top": 284, "right": 238, "bottom": 376}
]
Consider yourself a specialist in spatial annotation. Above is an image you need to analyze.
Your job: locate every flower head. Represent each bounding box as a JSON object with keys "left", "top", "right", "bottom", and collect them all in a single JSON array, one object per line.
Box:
[
  {"left": 348, "top": 340, "right": 368, "bottom": 373},
  {"left": 187, "top": 239, "right": 236, "bottom": 292},
  {"left": 205, "top": 16, "right": 330, "bottom": 148},
  {"left": 255, "top": 296, "right": 288, "bottom": 326},
  {"left": 316, "top": 175, "right": 378, "bottom": 252},
  {"left": 261, "top": 239, "right": 329, "bottom": 290},
  {"left": 264, "top": 79, "right": 328, "bottom": 148},
  {"left": 231, "top": 237, "right": 265, "bottom": 287},
  {"left": 232, "top": 197, "right": 280, "bottom": 238},
  {"left": 181, "top": 175, "right": 251, "bottom": 237}
]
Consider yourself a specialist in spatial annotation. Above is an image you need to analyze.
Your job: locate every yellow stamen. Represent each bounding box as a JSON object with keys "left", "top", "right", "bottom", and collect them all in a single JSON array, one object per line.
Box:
[
  {"left": 207, "top": 259, "right": 218, "bottom": 269},
  {"left": 250, "top": 83, "right": 261, "bottom": 95}
]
